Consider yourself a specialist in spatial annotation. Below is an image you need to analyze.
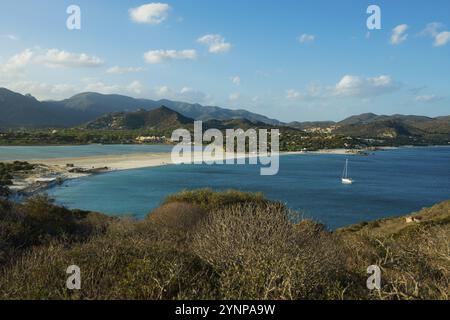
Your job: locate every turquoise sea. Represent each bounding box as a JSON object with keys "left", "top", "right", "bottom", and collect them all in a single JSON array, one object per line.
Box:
[
  {"left": 24, "top": 145, "right": 448, "bottom": 230},
  {"left": 0, "top": 144, "right": 173, "bottom": 161}
]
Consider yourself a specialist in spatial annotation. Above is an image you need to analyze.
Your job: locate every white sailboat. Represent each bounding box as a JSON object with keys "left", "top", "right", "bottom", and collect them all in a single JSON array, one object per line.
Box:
[{"left": 341, "top": 159, "right": 353, "bottom": 184}]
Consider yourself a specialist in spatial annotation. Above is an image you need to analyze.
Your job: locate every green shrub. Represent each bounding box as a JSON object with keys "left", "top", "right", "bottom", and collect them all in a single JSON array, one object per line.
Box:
[
  {"left": 162, "top": 188, "right": 267, "bottom": 211},
  {"left": 147, "top": 202, "right": 207, "bottom": 233}
]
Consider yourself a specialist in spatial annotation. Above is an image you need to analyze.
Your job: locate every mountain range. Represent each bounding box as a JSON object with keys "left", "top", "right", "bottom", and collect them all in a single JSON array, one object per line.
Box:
[
  {"left": 1, "top": 88, "right": 449, "bottom": 141},
  {"left": 288, "top": 112, "right": 450, "bottom": 140},
  {"left": 86, "top": 106, "right": 193, "bottom": 131},
  {"left": 86, "top": 106, "right": 271, "bottom": 133},
  {"left": 0, "top": 88, "right": 280, "bottom": 129}
]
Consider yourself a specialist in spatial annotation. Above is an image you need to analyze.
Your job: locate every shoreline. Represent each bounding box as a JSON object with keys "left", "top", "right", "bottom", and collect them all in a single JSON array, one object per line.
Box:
[
  {"left": 26, "top": 148, "right": 360, "bottom": 169},
  {"left": 27, "top": 148, "right": 361, "bottom": 169},
  {"left": 4, "top": 146, "right": 403, "bottom": 194},
  {"left": 6, "top": 149, "right": 350, "bottom": 194},
  {"left": 5, "top": 144, "right": 447, "bottom": 198}
]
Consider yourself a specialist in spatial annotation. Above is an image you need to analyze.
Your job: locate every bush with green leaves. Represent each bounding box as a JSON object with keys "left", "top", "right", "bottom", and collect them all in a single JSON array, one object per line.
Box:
[{"left": 162, "top": 188, "right": 268, "bottom": 211}]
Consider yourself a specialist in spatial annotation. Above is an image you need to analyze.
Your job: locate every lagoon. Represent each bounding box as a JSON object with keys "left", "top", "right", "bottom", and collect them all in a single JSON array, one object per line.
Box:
[
  {"left": 44, "top": 146, "right": 450, "bottom": 229},
  {"left": 0, "top": 144, "right": 173, "bottom": 161}
]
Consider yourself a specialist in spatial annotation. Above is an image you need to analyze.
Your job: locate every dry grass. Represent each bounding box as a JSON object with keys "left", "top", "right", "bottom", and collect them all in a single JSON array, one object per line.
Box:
[
  {"left": 0, "top": 195, "right": 109, "bottom": 267},
  {"left": 339, "top": 201, "right": 450, "bottom": 300},
  {"left": 1, "top": 190, "right": 449, "bottom": 300},
  {"left": 148, "top": 202, "right": 207, "bottom": 233},
  {"left": 190, "top": 203, "right": 348, "bottom": 299}
]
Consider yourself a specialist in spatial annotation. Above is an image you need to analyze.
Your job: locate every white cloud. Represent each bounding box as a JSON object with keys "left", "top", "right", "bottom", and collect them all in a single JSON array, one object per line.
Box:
[
  {"left": 0, "top": 49, "right": 103, "bottom": 75},
  {"left": 414, "top": 94, "right": 443, "bottom": 103},
  {"left": 390, "top": 24, "right": 408, "bottom": 45},
  {"left": 107, "top": 66, "right": 143, "bottom": 74},
  {"left": 180, "top": 87, "right": 192, "bottom": 94},
  {"left": 49, "top": 84, "right": 78, "bottom": 96},
  {"left": 420, "top": 22, "right": 442, "bottom": 37},
  {"left": 144, "top": 49, "right": 197, "bottom": 64},
  {"left": 153, "top": 85, "right": 209, "bottom": 103},
  {"left": 228, "top": 92, "right": 240, "bottom": 101},
  {"left": 127, "top": 81, "right": 144, "bottom": 94},
  {"left": 84, "top": 81, "right": 120, "bottom": 94},
  {"left": 179, "top": 87, "right": 208, "bottom": 103},
  {"left": 81, "top": 80, "right": 146, "bottom": 97},
  {"left": 231, "top": 76, "right": 240, "bottom": 86},
  {"left": 434, "top": 31, "right": 450, "bottom": 47},
  {"left": 0, "top": 49, "right": 34, "bottom": 72},
  {"left": 286, "top": 84, "right": 322, "bottom": 101},
  {"left": 37, "top": 49, "right": 104, "bottom": 68},
  {"left": 129, "top": 3, "right": 170, "bottom": 24},
  {"left": 334, "top": 75, "right": 399, "bottom": 97},
  {"left": 0, "top": 80, "right": 77, "bottom": 100},
  {"left": 197, "top": 34, "right": 232, "bottom": 54},
  {"left": 286, "top": 89, "right": 300, "bottom": 99},
  {"left": 304, "top": 84, "right": 322, "bottom": 98},
  {"left": 155, "top": 85, "right": 171, "bottom": 96},
  {"left": 286, "top": 75, "right": 400, "bottom": 102},
  {"left": 1, "top": 34, "right": 18, "bottom": 41},
  {"left": 420, "top": 22, "right": 450, "bottom": 47},
  {"left": 298, "top": 34, "right": 315, "bottom": 44},
  {"left": 0, "top": 78, "right": 147, "bottom": 100}
]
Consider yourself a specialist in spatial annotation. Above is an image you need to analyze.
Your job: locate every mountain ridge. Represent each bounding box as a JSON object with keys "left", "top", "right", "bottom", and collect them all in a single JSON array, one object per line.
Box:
[
  {"left": 0, "top": 88, "right": 281, "bottom": 128},
  {"left": 86, "top": 106, "right": 194, "bottom": 131},
  {"left": 53, "top": 91, "right": 282, "bottom": 125},
  {"left": 1, "top": 88, "right": 449, "bottom": 142},
  {"left": 86, "top": 106, "right": 272, "bottom": 132}
]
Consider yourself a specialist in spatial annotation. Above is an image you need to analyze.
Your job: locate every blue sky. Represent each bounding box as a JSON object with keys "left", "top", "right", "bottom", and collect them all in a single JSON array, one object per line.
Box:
[{"left": 0, "top": 0, "right": 449, "bottom": 121}]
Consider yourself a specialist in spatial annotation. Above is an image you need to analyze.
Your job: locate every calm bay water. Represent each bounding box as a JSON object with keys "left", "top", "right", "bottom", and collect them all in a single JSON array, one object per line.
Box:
[
  {"left": 0, "top": 144, "right": 173, "bottom": 161},
  {"left": 41, "top": 146, "right": 450, "bottom": 230}
]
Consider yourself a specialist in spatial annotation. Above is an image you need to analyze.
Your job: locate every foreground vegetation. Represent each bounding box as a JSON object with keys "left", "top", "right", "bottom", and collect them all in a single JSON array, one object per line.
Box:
[{"left": 0, "top": 189, "right": 449, "bottom": 300}]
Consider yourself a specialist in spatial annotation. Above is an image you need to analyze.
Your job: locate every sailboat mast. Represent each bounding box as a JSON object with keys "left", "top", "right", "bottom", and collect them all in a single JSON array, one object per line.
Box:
[
  {"left": 341, "top": 159, "right": 353, "bottom": 184},
  {"left": 342, "top": 159, "right": 348, "bottom": 179},
  {"left": 345, "top": 159, "right": 348, "bottom": 179}
]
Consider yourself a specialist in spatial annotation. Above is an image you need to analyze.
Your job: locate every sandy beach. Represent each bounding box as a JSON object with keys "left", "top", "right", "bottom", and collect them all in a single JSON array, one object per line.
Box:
[
  {"left": 29, "top": 152, "right": 175, "bottom": 171},
  {"left": 27, "top": 149, "right": 356, "bottom": 171},
  {"left": 7, "top": 148, "right": 359, "bottom": 193}
]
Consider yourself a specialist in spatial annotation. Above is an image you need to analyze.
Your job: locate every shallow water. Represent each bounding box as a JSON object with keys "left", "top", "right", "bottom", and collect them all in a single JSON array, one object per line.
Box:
[
  {"left": 0, "top": 144, "right": 173, "bottom": 161},
  {"left": 44, "top": 146, "right": 450, "bottom": 229}
]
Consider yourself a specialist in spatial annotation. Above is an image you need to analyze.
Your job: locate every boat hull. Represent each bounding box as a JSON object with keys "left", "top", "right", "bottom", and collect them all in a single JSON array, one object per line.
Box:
[{"left": 342, "top": 178, "right": 353, "bottom": 184}]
